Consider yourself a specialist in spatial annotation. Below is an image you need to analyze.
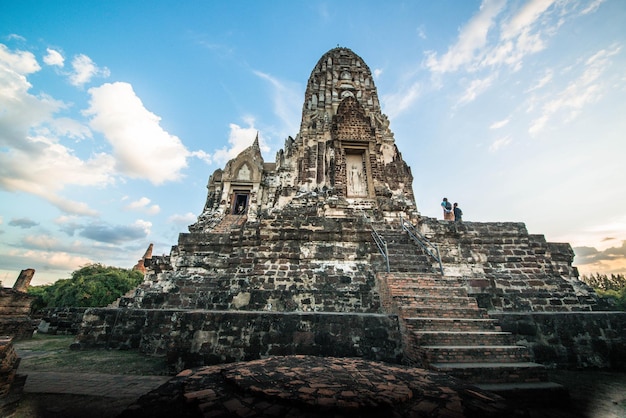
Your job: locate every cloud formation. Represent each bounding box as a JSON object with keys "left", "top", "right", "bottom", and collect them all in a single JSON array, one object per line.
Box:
[
  {"left": 69, "top": 54, "right": 110, "bottom": 87},
  {"left": 8, "top": 218, "right": 39, "bottom": 229},
  {"left": 125, "top": 197, "right": 161, "bottom": 215},
  {"left": 43, "top": 48, "right": 64, "bottom": 67},
  {"left": 574, "top": 241, "right": 626, "bottom": 275},
  {"left": 0, "top": 44, "right": 114, "bottom": 215},
  {"left": 528, "top": 44, "right": 621, "bottom": 136},
  {"left": 79, "top": 220, "right": 152, "bottom": 244},
  {"left": 212, "top": 120, "right": 269, "bottom": 165},
  {"left": 84, "top": 82, "right": 191, "bottom": 184}
]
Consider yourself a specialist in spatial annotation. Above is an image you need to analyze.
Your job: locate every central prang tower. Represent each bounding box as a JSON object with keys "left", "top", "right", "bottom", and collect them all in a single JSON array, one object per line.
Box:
[{"left": 194, "top": 47, "right": 418, "bottom": 228}]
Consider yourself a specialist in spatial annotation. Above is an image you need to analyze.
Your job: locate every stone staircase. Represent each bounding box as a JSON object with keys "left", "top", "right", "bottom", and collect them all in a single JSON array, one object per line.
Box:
[
  {"left": 370, "top": 221, "right": 437, "bottom": 274},
  {"left": 211, "top": 214, "right": 247, "bottom": 234},
  {"left": 378, "top": 272, "right": 568, "bottom": 402}
]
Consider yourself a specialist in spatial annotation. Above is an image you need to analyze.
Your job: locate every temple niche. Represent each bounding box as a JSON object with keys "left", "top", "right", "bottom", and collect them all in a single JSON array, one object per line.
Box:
[{"left": 192, "top": 47, "right": 418, "bottom": 231}]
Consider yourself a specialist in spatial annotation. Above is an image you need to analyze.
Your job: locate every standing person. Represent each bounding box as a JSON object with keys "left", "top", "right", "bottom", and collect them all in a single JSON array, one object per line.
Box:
[
  {"left": 453, "top": 202, "right": 463, "bottom": 222},
  {"left": 441, "top": 197, "right": 453, "bottom": 220}
]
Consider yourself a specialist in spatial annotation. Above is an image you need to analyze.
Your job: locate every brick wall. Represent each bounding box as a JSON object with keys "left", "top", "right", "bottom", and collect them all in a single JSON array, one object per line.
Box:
[
  {"left": 0, "top": 288, "right": 36, "bottom": 340},
  {"left": 75, "top": 308, "right": 403, "bottom": 371},
  {"left": 418, "top": 218, "right": 598, "bottom": 312},
  {"left": 37, "top": 307, "right": 89, "bottom": 335},
  {"left": 491, "top": 312, "right": 626, "bottom": 370}
]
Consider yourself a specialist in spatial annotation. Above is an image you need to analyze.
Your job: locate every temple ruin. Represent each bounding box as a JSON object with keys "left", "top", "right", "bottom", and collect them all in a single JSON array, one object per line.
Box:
[{"left": 76, "top": 48, "right": 624, "bottom": 398}]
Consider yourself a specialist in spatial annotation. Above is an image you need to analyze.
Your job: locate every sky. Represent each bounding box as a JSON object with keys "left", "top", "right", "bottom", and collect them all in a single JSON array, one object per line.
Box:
[{"left": 1, "top": 0, "right": 625, "bottom": 286}]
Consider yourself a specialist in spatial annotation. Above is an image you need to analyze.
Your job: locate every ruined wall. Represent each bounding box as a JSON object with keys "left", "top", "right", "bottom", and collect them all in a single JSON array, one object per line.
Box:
[
  {"left": 418, "top": 218, "right": 598, "bottom": 312},
  {"left": 491, "top": 312, "right": 626, "bottom": 370},
  {"left": 122, "top": 202, "right": 385, "bottom": 313},
  {"left": 0, "top": 289, "right": 36, "bottom": 340},
  {"left": 37, "top": 307, "right": 89, "bottom": 335},
  {"left": 75, "top": 308, "right": 403, "bottom": 371}
]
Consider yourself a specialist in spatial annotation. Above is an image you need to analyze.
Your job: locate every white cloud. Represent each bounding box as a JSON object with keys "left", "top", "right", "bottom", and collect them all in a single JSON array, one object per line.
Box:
[
  {"left": 526, "top": 69, "right": 553, "bottom": 92},
  {"left": 69, "top": 54, "right": 110, "bottom": 87},
  {"left": 43, "top": 48, "right": 64, "bottom": 67},
  {"left": 48, "top": 117, "right": 92, "bottom": 140},
  {"left": 0, "top": 45, "right": 116, "bottom": 215},
  {"left": 528, "top": 45, "right": 620, "bottom": 136},
  {"left": 457, "top": 74, "right": 496, "bottom": 105},
  {"left": 382, "top": 81, "right": 421, "bottom": 118},
  {"left": 580, "top": 0, "right": 605, "bottom": 15},
  {"left": 253, "top": 70, "right": 301, "bottom": 137},
  {"left": 0, "top": 43, "right": 41, "bottom": 75},
  {"left": 373, "top": 68, "right": 383, "bottom": 78},
  {"left": 0, "top": 133, "right": 114, "bottom": 215},
  {"left": 500, "top": 0, "right": 556, "bottom": 41},
  {"left": 84, "top": 82, "right": 191, "bottom": 184},
  {"left": 2, "top": 248, "right": 93, "bottom": 271},
  {"left": 212, "top": 121, "right": 268, "bottom": 165},
  {"left": 23, "top": 234, "right": 61, "bottom": 250},
  {"left": 125, "top": 197, "right": 161, "bottom": 215},
  {"left": 425, "top": 0, "right": 506, "bottom": 74},
  {"left": 190, "top": 149, "right": 212, "bottom": 164},
  {"left": 424, "top": 0, "right": 585, "bottom": 87},
  {"left": 489, "top": 135, "right": 512, "bottom": 152},
  {"left": 489, "top": 118, "right": 509, "bottom": 129}
]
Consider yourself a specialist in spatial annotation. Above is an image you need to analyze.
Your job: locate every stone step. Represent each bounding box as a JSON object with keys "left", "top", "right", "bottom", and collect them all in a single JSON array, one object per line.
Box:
[
  {"left": 406, "top": 317, "right": 501, "bottom": 331},
  {"left": 392, "top": 295, "right": 479, "bottom": 309},
  {"left": 413, "top": 331, "right": 515, "bottom": 346},
  {"left": 390, "top": 286, "right": 468, "bottom": 297},
  {"left": 419, "top": 345, "right": 531, "bottom": 364},
  {"left": 388, "top": 266, "right": 434, "bottom": 273},
  {"left": 401, "top": 306, "right": 488, "bottom": 319},
  {"left": 430, "top": 362, "right": 548, "bottom": 384},
  {"left": 385, "top": 278, "right": 467, "bottom": 288}
]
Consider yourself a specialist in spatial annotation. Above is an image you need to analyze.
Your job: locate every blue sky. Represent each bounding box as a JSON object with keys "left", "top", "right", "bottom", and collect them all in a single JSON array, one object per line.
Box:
[{"left": 1, "top": 0, "right": 625, "bottom": 286}]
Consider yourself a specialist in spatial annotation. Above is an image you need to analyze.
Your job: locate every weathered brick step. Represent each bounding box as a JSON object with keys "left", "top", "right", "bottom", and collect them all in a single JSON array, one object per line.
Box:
[
  {"left": 420, "top": 345, "right": 531, "bottom": 364},
  {"left": 406, "top": 317, "right": 500, "bottom": 331},
  {"left": 401, "top": 307, "right": 488, "bottom": 319},
  {"left": 388, "top": 286, "right": 467, "bottom": 297},
  {"left": 392, "top": 295, "right": 478, "bottom": 309},
  {"left": 386, "top": 278, "right": 467, "bottom": 288},
  {"left": 429, "top": 362, "right": 548, "bottom": 384},
  {"left": 388, "top": 266, "right": 434, "bottom": 273},
  {"left": 414, "top": 331, "right": 515, "bottom": 346}
]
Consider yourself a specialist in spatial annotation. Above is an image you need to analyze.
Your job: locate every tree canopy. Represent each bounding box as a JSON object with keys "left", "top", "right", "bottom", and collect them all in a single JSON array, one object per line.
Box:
[
  {"left": 580, "top": 273, "right": 626, "bottom": 311},
  {"left": 28, "top": 264, "right": 144, "bottom": 310}
]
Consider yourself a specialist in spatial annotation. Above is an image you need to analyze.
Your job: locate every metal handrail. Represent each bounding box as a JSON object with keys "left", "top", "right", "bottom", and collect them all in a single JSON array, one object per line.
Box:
[
  {"left": 359, "top": 209, "right": 390, "bottom": 273},
  {"left": 371, "top": 227, "right": 390, "bottom": 273},
  {"left": 400, "top": 216, "right": 444, "bottom": 275}
]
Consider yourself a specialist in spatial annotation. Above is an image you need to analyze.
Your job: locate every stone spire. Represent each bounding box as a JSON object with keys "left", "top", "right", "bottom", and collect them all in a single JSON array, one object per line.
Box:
[{"left": 133, "top": 243, "right": 153, "bottom": 274}]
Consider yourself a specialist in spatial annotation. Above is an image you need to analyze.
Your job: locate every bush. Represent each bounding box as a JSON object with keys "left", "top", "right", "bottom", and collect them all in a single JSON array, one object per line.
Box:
[{"left": 28, "top": 264, "right": 144, "bottom": 310}]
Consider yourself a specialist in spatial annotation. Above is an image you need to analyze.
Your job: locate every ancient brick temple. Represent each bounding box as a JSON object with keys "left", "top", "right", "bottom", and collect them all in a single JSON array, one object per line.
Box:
[{"left": 78, "top": 48, "right": 618, "bottom": 396}]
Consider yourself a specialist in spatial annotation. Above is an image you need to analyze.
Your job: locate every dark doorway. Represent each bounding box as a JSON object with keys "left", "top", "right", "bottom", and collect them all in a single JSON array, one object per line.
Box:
[{"left": 232, "top": 193, "right": 249, "bottom": 214}]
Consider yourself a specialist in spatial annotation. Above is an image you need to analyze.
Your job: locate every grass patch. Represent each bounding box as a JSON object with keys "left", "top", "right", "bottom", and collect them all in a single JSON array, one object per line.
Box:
[{"left": 14, "top": 334, "right": 170, "bottom": 376}]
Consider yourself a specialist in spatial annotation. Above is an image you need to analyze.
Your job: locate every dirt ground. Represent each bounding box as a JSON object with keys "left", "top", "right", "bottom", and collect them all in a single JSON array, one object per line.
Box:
[{"left": 9, "top": 335, "right": 626, "bottom": 418}]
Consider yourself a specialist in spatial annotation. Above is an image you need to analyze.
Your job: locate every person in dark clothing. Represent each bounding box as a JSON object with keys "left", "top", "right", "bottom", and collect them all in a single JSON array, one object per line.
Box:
[{"left": 453, "top": 202, "right": 463, "bottom": 222}]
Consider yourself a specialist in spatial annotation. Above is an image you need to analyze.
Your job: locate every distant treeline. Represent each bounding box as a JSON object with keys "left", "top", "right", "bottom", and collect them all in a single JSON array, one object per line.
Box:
[
  {"left": 580, "top": 273, "right": 626, "bottom": 311},
  {"left": 28, "top": 264, "right": 144, "bottom": 311}
]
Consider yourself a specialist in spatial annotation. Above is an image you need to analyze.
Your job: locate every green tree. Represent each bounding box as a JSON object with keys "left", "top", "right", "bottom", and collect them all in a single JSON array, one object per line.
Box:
[
  {"left": 580, "top": 273, "right": 626, "bottom": 311},
  {"left": 28, "top": 264, "right": 144, "bottom": 310}
]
